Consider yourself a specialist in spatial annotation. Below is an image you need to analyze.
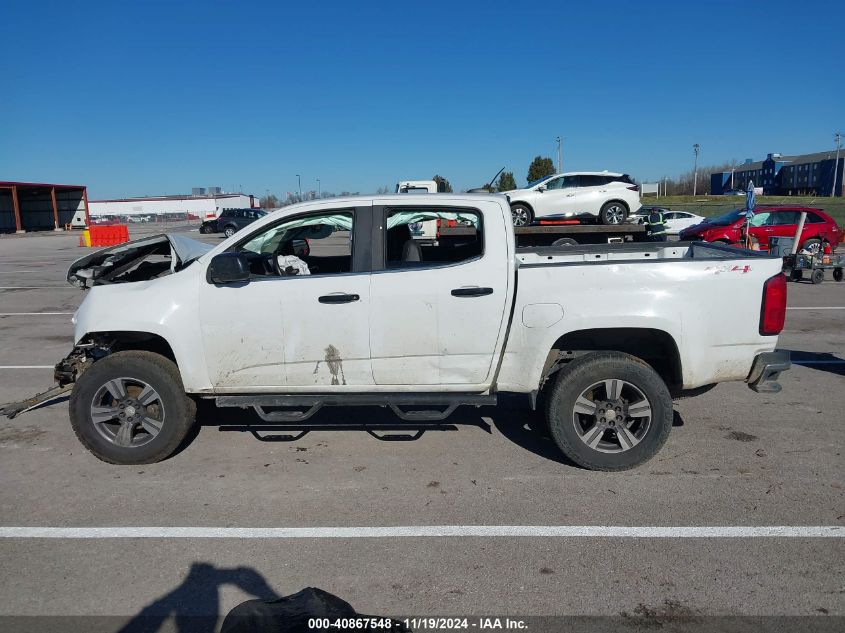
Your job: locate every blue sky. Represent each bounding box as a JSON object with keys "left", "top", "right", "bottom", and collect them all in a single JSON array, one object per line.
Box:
[{"left": 1, "top": 0, "right": 843, "bottom": 198}]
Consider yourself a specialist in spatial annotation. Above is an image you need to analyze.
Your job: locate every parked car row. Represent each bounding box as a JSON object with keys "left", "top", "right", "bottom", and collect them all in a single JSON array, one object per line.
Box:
[{"left": 679, "top": 206, "right": 842, "bottom": 253}]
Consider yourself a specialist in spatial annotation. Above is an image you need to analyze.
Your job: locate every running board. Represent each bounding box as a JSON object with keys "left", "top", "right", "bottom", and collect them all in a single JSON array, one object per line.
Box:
[{"left": 215, "top": 393, "right": 497, "bottom": 423}]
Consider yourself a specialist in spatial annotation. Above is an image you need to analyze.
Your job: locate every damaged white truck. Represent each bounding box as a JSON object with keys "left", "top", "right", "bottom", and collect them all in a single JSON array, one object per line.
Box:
[{"left": 2, "top": 194, "right": 790, "bottom": 470}]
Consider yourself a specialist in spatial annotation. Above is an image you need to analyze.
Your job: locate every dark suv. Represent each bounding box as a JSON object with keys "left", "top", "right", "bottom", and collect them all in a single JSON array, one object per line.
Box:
[{"left": 200, "top": 208, "right": 267, "bottom": 237}]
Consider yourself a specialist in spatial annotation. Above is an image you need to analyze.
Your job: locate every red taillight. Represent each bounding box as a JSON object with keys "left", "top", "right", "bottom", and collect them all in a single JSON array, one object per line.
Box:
[{"left": 759, "top": 273, "right": 787, "bottom": 336}]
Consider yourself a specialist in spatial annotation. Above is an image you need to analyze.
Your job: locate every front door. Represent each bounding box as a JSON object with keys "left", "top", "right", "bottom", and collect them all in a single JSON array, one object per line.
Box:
[
  {"left": 368, "top": 203, "right": 510, "bottom": 387},
  {"left": 199, "top": 205, "right": 374, "bottom": 391},
  {"left": 533, "top": 175, "right": 580, "bottom": 217}
]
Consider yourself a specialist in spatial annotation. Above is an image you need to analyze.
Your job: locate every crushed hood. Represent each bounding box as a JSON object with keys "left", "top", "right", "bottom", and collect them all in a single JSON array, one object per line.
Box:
[{"left": 67, "top": 234, "right": 213, "bottom": 288}]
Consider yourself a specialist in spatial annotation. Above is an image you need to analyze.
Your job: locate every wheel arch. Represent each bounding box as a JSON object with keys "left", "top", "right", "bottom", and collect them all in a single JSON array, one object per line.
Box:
[
  {"left": 79, "top": 330, "right": 179, "bottom": 365},
  {"left": 603, "top": 199, "right": 630, "bottom": 213},
  {"left": 509, "top": 200, "right": 534, "bottom": 214},
  {"left": 541, "top": 327, "right": 682, "bottom": 389}
]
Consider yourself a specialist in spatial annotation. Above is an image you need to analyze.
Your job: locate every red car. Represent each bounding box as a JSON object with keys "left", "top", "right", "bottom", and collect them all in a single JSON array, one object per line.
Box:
[{"left": 679, "top": 206, "right": 842, "bottom": 253}]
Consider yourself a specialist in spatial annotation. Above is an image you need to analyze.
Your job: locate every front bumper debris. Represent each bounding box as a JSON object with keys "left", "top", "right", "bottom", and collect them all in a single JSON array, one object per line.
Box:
[
  {"left": 0, "top": 340, "right": 108, "bottom": 419},
  {"left": 747, "top": 350, "right": 791, "bottom": 393}
]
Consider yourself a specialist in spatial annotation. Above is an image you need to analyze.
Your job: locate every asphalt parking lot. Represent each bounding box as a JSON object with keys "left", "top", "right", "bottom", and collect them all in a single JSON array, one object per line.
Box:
[{"left": 0, "top": 226, "right": 842, "bottom": 630}]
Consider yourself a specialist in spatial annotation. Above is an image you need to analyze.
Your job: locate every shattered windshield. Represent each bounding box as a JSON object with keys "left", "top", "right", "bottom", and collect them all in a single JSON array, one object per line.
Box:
[{"left": 707, "top": 209, "right": 745, "bottom": 226}]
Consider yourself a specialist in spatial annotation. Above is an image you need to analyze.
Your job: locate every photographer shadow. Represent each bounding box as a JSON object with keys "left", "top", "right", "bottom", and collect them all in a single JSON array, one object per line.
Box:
[{"left": 117, "top": 562, "right": 279, "bottom": 633}]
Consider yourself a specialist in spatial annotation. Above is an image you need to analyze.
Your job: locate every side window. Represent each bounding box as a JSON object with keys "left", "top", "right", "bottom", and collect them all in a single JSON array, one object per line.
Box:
[
  {"left": 579, "top": 175, "right": 604, "bottom": 187},
  {"left": 235, "top": 210, "right": 354, "bottom": 277},
  {"left": 773, "top": 211, "right": 800, "bottom": 225},
  {"left": 806, "top": 212, "right": 824, "bottom": 224},
  {"left": 663, "top": 212, "right": 677, "bottom": 220},
  {"left": 750, "top": 212, "right": 770, "bottom": 227},
  {"left": 385, "top": 208, "right": 483, "bottom": 269},
  {"left": 544, "top": 177, "right": 565, "bottom": 190}
]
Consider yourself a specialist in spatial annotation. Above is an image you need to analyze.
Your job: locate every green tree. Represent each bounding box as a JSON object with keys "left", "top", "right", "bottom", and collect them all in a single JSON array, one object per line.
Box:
[
  {"left": 526, "top": 156, "right": 555, "bottom": 183},
  {"left": 432, "top": 175, "right": 453, "bottom": 192},
  {"left": 496, "top": 171, "right": 517, "bottom": 192}
]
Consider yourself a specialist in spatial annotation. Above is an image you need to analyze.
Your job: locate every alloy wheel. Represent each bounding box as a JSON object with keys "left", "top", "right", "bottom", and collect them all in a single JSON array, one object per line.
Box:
[
  {"left": 571, "top": 379, "right": 652, "bottom": 453},
  {"left": 89, "top": 377, "right": 165, "bottom": 448}
]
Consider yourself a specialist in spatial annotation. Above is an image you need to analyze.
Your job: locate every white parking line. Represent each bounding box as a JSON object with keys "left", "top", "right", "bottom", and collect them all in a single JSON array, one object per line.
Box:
[
  {"left": 787, "top": 306, "right": 845, "bottom": 310},
  {"left": 0, "top": 312, "right": 73, "bottom": 316},
  {"left": 0, "top": 525, "right": 840, "bottom": 539},
  {"left": 0, "top": 366, "right": 54, "bottom": 369}
]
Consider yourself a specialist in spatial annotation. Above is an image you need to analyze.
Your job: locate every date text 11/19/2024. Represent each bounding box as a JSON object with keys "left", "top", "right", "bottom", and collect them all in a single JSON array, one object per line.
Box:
[{"left": 307, "top": 617, "right": 529, "bottom": 631}]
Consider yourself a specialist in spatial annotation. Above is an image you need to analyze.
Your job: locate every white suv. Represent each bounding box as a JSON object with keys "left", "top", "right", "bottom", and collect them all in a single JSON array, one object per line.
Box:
[{"left": 504, "top": 172, "right": 641, "bottom": 226}]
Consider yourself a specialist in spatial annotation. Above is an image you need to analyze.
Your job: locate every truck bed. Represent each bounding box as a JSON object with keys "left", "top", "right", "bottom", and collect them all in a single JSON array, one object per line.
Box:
[
  {"left": 438, "top": 223, "right": 647, "bottom": 246},
  {"left": 516, "top": 240, "right": 774, "bottom": 266}
]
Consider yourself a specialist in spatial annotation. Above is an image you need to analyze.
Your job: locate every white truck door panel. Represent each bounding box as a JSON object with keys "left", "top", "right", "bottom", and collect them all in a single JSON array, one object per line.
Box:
[
  {"left": 278, "top": 275, "right": 372, "bottom": 387},
  {"left": 199, "top": 276, "right": 373, "bottom": 389},
  {"left": 369, "top": 202, "right": 511, "bottom": 386},
  {"left": 200, "top": 282, "right": 287, "bottom": 388},
  {"left": 198, "top": 203, "right": 374, "bottom": 391}
]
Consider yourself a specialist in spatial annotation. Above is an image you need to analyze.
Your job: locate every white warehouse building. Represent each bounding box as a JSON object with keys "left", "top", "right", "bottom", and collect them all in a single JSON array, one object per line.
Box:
[{"left": 88, "top": 191, "right": 258, "bottom": 221}]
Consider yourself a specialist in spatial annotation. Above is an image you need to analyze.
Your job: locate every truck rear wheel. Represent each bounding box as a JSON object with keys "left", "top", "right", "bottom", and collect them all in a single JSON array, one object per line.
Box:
[
  {"left": 544, "top": 352, "right": 673, "bottom": 471},
  {"left": 69, "top": 351, "right": 196, "bottom": 464}
]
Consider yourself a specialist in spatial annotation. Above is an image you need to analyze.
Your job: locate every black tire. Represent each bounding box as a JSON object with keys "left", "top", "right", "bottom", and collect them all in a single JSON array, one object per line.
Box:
[
  {"left": 801, "top": 238, "right": 821, "bottom": 255},
  {"left": 811, "top": 268, "right": 825, "bottom": 284},
  {"left": 223, "top": 225, "right": 237, "bottom": 238},
  {"left": 544, "top": 352, "right": 673, "bottom": 471},
  {"left": 834, "top": 268, "right": 843, "bottom": 282},
  {"left": 510, "top": 203, "right": 533, "bottom": 227},
  {"left": 789, "top": 269, "right": 803, "bottom": 282},
  {"left": 69, "top": 351, "right": 196, "bottom": 465},
  {"left": 599, "top": 201, "right": 627, "bottom": 225}
]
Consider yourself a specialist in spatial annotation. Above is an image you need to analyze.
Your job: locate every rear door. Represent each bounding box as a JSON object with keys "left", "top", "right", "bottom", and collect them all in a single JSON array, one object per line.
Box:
[
  {"left": 767, "top": 210, "right": 801, "bottom": 248},
  {"left": 368, "top": 200, "right": 511, "bottom": 387},
  {"left": 573, "top": 175, "right": 607, "bottom": 215}
]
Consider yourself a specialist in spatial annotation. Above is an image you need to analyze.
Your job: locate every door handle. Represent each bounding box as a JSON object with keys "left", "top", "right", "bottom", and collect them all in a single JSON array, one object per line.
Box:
[
  {"left": 451, "top": 286, "right": 494, "bottom": 297},
  {"left": 318, "top": 293, "right": 360, "bottom": 304}
]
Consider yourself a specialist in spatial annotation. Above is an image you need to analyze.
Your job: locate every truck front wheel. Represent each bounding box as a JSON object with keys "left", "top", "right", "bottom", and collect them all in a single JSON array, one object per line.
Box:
[
  {"left": 544, "top": 352, "right": 673, "bottom": 471},
  {"left": 69, "top": 351, "right": 196, "bottom": 464}
]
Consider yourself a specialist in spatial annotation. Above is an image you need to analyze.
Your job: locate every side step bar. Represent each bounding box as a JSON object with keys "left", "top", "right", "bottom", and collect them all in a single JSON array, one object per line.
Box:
[{"left": 215, "top": 393, "right": 497, "bottom": 423}]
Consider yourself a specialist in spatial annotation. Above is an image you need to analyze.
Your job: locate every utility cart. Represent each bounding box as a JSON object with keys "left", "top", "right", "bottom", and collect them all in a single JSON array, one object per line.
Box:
[{"left": 782, "top": 252, "right": 844, "bottom": 284}]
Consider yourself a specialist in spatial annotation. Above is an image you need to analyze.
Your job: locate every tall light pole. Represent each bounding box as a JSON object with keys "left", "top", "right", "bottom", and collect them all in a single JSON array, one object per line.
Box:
[
  {"left": 693, "top": 144, "right": 701, "bottom": 196},
  {"left": 317, "top": 178, "right": 321, "bottom": 198},
  {"left": 296, "top": 174, "right": 302, "bottom": 199},
  {"left": 555, "top": 136, "right": 562, "bottom": 173},
  {"left": 832, "top": 132, "right": 842, "bottom": 198}
]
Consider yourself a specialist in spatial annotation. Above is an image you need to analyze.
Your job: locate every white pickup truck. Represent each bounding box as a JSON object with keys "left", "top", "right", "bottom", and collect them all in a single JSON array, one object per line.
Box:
[{"left": 5, "top": 194, "right": 790, "bottom": 470}]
